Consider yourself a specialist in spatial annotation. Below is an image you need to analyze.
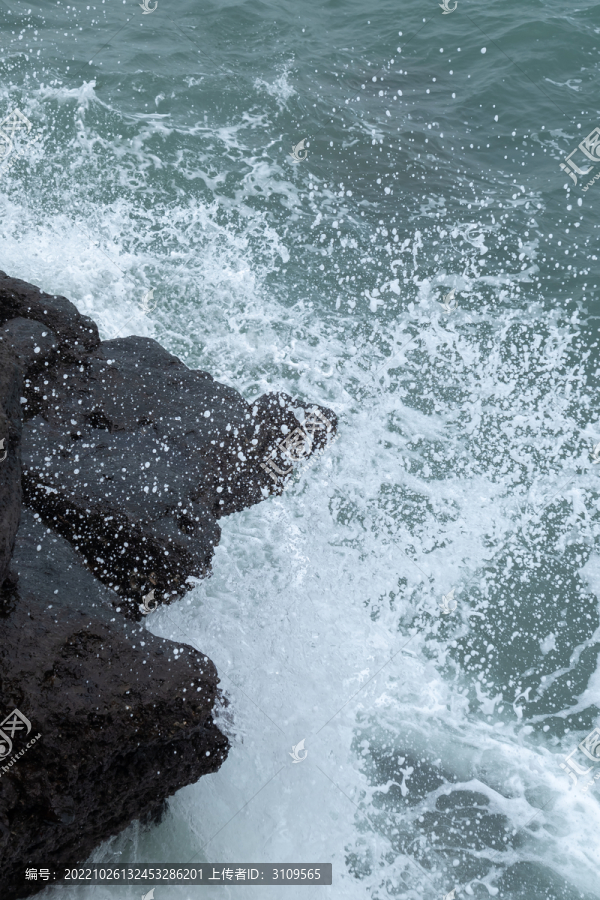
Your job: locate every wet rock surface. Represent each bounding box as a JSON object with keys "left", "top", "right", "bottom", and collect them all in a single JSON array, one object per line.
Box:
[
  {"left": 0, "top": 342, "right": 22, "bottom": 588},
  {"left": 0, "top": 271, "right": 99, "bottom": 359},
  {"left": 18, "top": 333, "right": 337, "bottom": 617},
  {"left": 0, "top": 271, "right": 338, "bottom": 897},
  {"left": 0, "top": 511, "right": 228, "bottom": 899}
]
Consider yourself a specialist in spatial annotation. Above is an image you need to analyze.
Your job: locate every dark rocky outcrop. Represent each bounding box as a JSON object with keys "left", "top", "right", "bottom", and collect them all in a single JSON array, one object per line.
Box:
[
  {"left": 0, "top": 271, "right": 100, "bottom": 358},
  {"left": 13, "top": 333, "right": 336, "bottom": 618},
  {"left": 1, "top": 510, "right": 228, "bottom": 898},
  {"left": 0, "top": 271, "right": 337, "bottom": 898}
]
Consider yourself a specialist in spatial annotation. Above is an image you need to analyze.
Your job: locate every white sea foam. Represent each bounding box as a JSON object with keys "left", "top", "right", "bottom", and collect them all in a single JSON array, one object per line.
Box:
[{"left": 254, "top": 63, "right": 297, "bottom": 108}]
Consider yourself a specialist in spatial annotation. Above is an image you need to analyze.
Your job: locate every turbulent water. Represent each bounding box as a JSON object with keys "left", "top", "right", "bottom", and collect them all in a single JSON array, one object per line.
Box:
[{"left": 3, "top": 0, "right": 600, "bottom": 897}]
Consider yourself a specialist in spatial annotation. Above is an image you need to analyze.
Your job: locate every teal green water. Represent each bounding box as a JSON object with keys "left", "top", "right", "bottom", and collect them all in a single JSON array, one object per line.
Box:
[{"left": 3, "top": 1, "right": 600, "bottom": 898}]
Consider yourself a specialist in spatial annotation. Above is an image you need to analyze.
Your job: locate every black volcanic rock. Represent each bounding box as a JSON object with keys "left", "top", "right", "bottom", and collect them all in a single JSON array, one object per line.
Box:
[
  {"left": 0, "top": 270, "right": 338, "bottom": 899},
  {"left": 16, "top": 333, "right": 337, "bottom": 618},
  {"left": 0, "top": 271, "right": 99, "bottom": 359},
  {"left": 0, "top": 342, "right": 23, "bottom": 587},
  {"left": 0, "top": 317, "right": 59, "bottom": 378},
  {"left": 0, "top": 510, "right": 228, "bottom": 899}
]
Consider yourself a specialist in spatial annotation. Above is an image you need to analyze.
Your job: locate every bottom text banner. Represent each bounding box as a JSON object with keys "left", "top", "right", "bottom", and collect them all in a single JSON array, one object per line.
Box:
[{"left": 44, "top": 864, "right": 332, "bottom": 885}]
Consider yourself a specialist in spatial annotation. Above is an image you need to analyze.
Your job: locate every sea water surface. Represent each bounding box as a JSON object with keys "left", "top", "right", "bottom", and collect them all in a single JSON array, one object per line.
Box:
[{"left": 2, "top": 0, "right": 600, "bottom": 897}]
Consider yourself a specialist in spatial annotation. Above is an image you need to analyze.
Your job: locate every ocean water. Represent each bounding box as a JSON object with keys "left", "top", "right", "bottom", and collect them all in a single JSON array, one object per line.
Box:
[{"left": 3, "top": 0, "right": 600, "bottom": 897}]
